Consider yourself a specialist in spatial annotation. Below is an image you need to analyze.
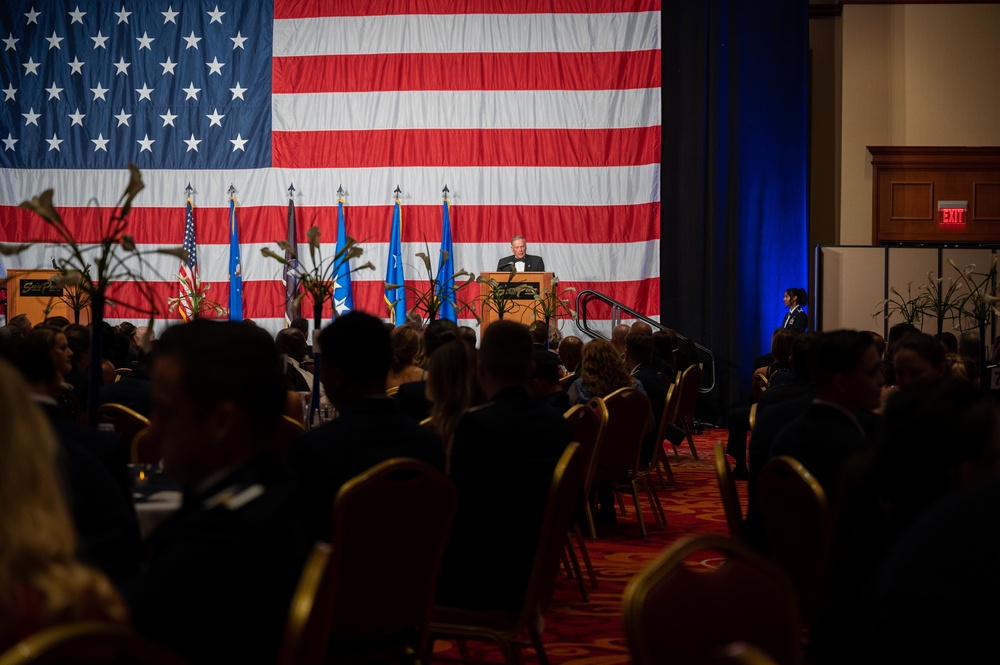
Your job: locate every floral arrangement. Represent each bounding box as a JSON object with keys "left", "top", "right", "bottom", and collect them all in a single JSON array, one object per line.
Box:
[
  {"left": 3, "top": 164, "right": 185, "bottom": 423},
  {"left": 262, "top": 226, "right": 375, "bottom": 321},
  {"left": 387, "top": 247, "right": 477, "bottom": 324}
]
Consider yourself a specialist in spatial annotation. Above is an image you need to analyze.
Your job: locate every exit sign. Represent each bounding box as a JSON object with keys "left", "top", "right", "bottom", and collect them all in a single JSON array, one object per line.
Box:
[{"left": 938, "top": 200, "right": 968, "bottom": 226}]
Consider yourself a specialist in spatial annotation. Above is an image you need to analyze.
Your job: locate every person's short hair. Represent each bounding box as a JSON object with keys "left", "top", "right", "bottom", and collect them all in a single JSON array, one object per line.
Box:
[
  {"left": 116, "top": 321, "right": 137, "bottom": 340},
  {"left": 289, "top": 317, "right": 309, "bottom": 340},
  {"left": 959, "top": 330, "right": 981, "bottom": 360},
  {"left": 457, "top": 326, "right": 478, "bottom": 347},
  {"left": 894, "top": 331, "right": 947, "bottom": 367},
  {"left": 770, "top": 329, "right": 796, "bottom": 363},
  {"left": 789, "top": 332, "right": 817, "bottom": 381},
  {"left": 479, "top": 321, "right": 532, "bottom": 384},
  {"left": 275, "top": 328, "right": 307, "bottom": 362},
  {"left": 510, "top": 235, "right": 525, "bottom": 245},
  {"left": 625, "top": 331, "right": 653, "bottom": 364},
  {"left": 865, "top": 330, "right": 887, "bottom": 358},
  {"left": 933, "top": 331, "right": 958, "bottom": 355},
  {"left": 318, "top": 311, "right": 391, "bottom": 384},
  {"left": 423, "top": 319, "right": 459, "bottom": 358},
  {"left": 531, "top": 348, "right": 562, "bottom": 385},
  {"left": 610, "top": 324, "right": 630, "bottom": 344},
  {"left": 808, "top": 330, "right": 875, "bottom": 385},
  {"left": 43, "top": 316, "right": 71, "bottom": 330},
  {"left": 156, "top": 320, "right": 285, "bottom": 437},
  {"left": 557, "top": 336, "right": 583, "bottom": 371},
  {"left": 887, "top": 322, "right": 920, "bottom": 346},
  {"left": 630, "top": 321, "right": 654, "bottom": 336},
  {"left": 6, "top": 335, "right": 57, "bottom": 385},
  {"left": 8, "top": 314, "right": 31, "bottom": 335},
  {"left": 529, "top": 321, "right": 549, "bottom": 346}
]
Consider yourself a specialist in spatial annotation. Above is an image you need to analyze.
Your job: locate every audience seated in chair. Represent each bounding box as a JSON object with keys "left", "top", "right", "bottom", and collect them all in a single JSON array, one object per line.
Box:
[
  {"left": 811, "top": 378, "right": 1000, "bottom": 664},
  {"left": 1, "top": 335, "right": 140, "bottom": 583},
  {"left": 625, "top": 331, "right": 685, "bottom": 465},
  {"left": 121, "top": 319, "right": 309, "bottom": 665},
  {"left": 767, "top": 330, "right": 883, "bottom": 501},
  {"left": 528, "top": 346, "right": 570, "bottom": 413},
  {"left": 387, "top": 325, "right": 425, "bottom": 389},
  {"left": 98, "top": 345, "right": 154, "bottom": 417},
  {"left": 393, "top": 319, "right": 459, "bottom": 423},
  {"left": 0, "top": 359, "right": 128, "bottom": 651},
  {"left": 436, "top": 320, "right": 573, "bottom": 612},
  {"left": 425, "top": 339, "right": 483, "bottom": 469},
  {"left": 287, "top": 311, "right": 446, "bottom": 544},
  {"left": 557, "top": 335, "right": 583, "bottom": 382}
]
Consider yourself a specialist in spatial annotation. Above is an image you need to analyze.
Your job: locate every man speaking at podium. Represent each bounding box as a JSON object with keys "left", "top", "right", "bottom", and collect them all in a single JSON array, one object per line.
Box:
[{"left": 497, "top": 235, "right": 545, "bottom": 272}]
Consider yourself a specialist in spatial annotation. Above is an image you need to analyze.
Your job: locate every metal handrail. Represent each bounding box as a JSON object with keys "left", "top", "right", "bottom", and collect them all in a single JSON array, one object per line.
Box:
[{"left": 572, "top": 289, "right": 716, "bottom": 393}]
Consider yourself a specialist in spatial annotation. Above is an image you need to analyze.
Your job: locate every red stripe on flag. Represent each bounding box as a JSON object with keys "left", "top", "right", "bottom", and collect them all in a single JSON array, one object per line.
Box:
[
  {"left": 106, "top": 277, "right": 659, "bottom": 323},
  {"left": 1, "top": 203, "right": 660, "bottom": 245},
  {"left": 276, "top": 0, "right": 661, "bottom": 19},
  {"left": 272, "top": 51, "right": 661, "bottom": 93},
  {"left": 273, "top": 127, "right": 661, "bottom": 169}
]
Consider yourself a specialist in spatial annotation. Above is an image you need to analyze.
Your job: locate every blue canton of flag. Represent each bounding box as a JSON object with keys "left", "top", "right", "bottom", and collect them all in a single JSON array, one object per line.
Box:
[
  {"left": 437, "top": 197, "right": 456, "bottom": 322},
  {"left": 384, "top": 197, "right": 406, "bottom": 325},
  {"left": 0, "top": 1, "right": 272, "bottom": 169},
  {"left": 333, "top": 197, "right": 353, "bottom": 317},
  {"left": 228, "top": 191, "right": 242, "bottom": 320}
]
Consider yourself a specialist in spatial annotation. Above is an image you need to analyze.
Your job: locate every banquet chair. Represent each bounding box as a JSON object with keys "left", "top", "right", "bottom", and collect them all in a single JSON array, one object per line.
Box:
[
  {"left": 648, "top": 383, "right": 678, "bottom": 488},
  {"left": 714, "top": 441, "right": 743, "bottom": 539},
  {"left": 324, "top": 458, "right": 457, "bottom": 664},
  {"left": 0, "top": 621, "right": 189, "bottom": 665},
  {"left": 98, "top": 403, "right": 150, "bottom": 455},
  {"left": 561, "top": 397, "right": 608, "bottom": 598},
  {"left": 756, "top": 456, "right": 831, "bottom": 629},
  {"left": 593, "top": 387, "right": 661, "bottom": 537},
  {"left": 622, "top": 535, "right": 801, "bottom": 665},
  {"left": 748, "top": 402, "right": 760, "bottom": 432},
  {"left": 671, "top": 363, "right": 703, "bottom": 460},
  {"left": 277, "top": 542, "right": 335, "bottom": 665},
  {"left": 130, "top": 426, "right": 161, "bottom": 465},
  {"left": 430, "top": 442, "right": 585, "bottom": 665}
]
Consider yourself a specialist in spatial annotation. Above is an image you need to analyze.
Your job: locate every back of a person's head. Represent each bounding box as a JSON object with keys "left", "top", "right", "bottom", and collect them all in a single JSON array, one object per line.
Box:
[
  {"left": 809, "top": 330, "right": 874, "bottom": 386},
  {"left": 935, "top": 331, "right": 958, "bottom": 355},
  {"left": 611, "top": 324, "right": 630, "bottom": 345},
  {"left": 5, "top": 335, "right": 58, "bottom": 386},
  {"left": 625, "top": 331, "right": 653, "bottom": 365},
  {"left": 9, "top": 314, "right": 31, "bottom": 335},
  {"left": 275, "top": 328, "right": 307, "bottom": 362},
  {"left": 557, "top": 336, "right": 583, "bottom": 370},
  {"left": 864, "top": 330, "right": 887, "bottom": 358},
  {"left": 531, "top": 347, "right": 562, "bottom": 386},
  {"left": 389, "top": 325, "right": 422, "bottom": 371},
  {"left": 43, "top": 316, "right": 71, "bottom": 330},
  {"left": 101, "top": 323, "right": 130, "bottom": 369},
  {"left": 479, "top": 320, "right": 532, "bottom": 385},
  {"left": 581, "top": 338, "right": 631, "bottom": 396},
  {"left": 319, "top": 311, "right": 392, "bottom": 384},
  {"left": 427, "top": 340, "right": 478, "bottom": 412},
  {"left": 770, "top": 329, "right": 796, "bottom": 363},
  {"left": 789, "top": 332, "right": 817, "bottom": 382},
  {"left": 529, "top": 320, "right": 549, "bottom": 346},
  {"left": 887, "top": 322, "right": 920, "bottom": 346},
  {"left": 457, "top": 326, "right": 478, "bottom": 347},
  {"left": 423, "top": 319, "right": 459, "bottom": 358},
  {"left": 0, "top": 359, "right": 127, "bottom": 630},
  {"left": 630, "top": 321, "right": 653, "bottom": 336},
  {"left": 157, "top": 319, "right": 285, "bottom": 437},
  {"left": 289, "top": 317, "right": 309, "bottom": 340},
  {"left": 959, "top": 330, "right": 981, "bottom": 360},
  {"left": 894, "top": 332, "right": 946, "bottom": 367}
]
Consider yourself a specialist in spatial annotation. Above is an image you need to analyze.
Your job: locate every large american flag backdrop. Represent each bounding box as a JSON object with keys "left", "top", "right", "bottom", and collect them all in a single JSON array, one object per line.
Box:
[{"left": 0, "top": 1, "right": 661, "bottom": 337}]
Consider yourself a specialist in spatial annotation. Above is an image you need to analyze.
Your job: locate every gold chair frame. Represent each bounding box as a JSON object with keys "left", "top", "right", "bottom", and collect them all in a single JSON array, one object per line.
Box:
[{"left": 0, "top": 621, "right": 189, "bottom": 665}]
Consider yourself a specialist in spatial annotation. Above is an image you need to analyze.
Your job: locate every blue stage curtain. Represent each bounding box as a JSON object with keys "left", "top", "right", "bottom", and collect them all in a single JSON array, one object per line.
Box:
[{"left": 662, "top": 0, "right": 810, "bottom": 422}]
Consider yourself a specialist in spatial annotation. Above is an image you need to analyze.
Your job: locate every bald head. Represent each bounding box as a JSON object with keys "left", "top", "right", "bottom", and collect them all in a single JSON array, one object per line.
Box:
[
  {"left": 630, "top": 321, "right": 653, "bottom": 336},
  {"left": 611, "top": 324, "right": 630, "bottom": 353}
]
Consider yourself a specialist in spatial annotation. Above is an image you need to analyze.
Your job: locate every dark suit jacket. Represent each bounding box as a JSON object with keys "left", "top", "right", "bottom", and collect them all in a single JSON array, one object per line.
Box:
[
  {"left": 437, "top": 386, "right": 572, "bottom": 611},
  {"left": 287, "top": 397, "right": 446, "bottom": 543},
  {"left": 98, "top": 369, "right": 153, "bottom": 417},
  {"left": 782, "top": 306, "right": 808, "bottom": 331},
  {"left": 124, "top": 454, "right": 307, "bottom": 665},
  {"left": 497, "top": 254, "right": 545, "bottom": 272},
  {"left": 394, "top": 380, "right": 432, "bottom": 423}
]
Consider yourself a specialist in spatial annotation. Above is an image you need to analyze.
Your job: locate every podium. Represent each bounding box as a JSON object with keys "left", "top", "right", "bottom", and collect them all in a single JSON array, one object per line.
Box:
[
  {"left": 5, "top": 269, "right": 91, "bottom": 325},
  {"left": 479, "top": 271, "right": 551, "bottom": 331}
]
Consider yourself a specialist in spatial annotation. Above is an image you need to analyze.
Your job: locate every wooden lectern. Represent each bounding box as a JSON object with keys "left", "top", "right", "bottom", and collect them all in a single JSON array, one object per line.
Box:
[
  {"left": 479, "top": 271, "right": 552, "bottom": 331},
  {"left": 5, "top": 269, "right": 91, "bottom": 325}
]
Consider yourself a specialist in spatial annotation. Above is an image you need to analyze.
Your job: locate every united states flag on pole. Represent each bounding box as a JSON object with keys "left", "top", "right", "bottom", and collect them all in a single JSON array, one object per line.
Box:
[
  {"left": 0, "top": 1, "right": 661, "bottom": 337},
  {"left": 176, "top": 192, "right": 198, "bottom": 322}
]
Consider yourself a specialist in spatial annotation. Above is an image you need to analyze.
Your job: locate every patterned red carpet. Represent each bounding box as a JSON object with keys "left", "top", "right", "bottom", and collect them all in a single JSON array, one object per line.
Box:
[{"left": 432, "top": 428, "right": 743, "bottom": 664}]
